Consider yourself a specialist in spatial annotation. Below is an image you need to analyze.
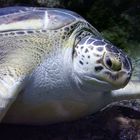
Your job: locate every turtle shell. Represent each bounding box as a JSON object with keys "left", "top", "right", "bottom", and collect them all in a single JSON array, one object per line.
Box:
[{"left": 0, "top": 6, "right": 84, "bottom": 32}]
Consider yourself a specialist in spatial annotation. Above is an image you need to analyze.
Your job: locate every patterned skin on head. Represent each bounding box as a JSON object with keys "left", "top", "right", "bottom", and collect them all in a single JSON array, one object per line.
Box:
[{"left": 73, "top": 35, "right": 132, "bottom": 90}]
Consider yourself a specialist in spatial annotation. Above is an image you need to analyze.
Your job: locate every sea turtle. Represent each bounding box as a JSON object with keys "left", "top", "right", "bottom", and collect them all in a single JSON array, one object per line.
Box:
[{"left": 0, "top": 6, "right": 139, "bottom": 125}]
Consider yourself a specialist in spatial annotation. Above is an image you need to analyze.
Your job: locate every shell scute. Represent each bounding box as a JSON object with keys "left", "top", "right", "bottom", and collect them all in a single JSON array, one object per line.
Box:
[
  {"left": 0, "top": 7, "right": 81, "bottom": 32},
  {"left": 0, "top": 6, "right": 32, "bottom": 16}
]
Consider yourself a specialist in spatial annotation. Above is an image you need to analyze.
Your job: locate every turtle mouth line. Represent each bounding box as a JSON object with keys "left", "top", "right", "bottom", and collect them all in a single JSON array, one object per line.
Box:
[{"left": 84, "top": 75, "right": 109, "bottom": 85}]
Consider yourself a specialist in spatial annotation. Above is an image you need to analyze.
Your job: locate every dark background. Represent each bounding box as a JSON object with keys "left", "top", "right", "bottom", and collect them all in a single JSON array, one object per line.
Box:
[{"left": 0, "top": 0, "right": 140, "bottom": 140}]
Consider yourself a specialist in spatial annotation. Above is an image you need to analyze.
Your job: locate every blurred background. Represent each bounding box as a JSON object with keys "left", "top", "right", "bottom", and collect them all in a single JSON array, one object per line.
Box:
[{"left": 0, "top": 0, "right": 140, "bottom": 140}]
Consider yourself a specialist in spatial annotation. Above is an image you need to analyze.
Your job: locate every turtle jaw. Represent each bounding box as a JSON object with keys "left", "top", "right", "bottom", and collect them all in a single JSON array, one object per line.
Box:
[
  {"left": 98, "top": 71, "right": 131, "bottom": 89},
  {"left": 73, "top": 68, "right": 131, "bottom": 94},
  {"left": 100, "top": 51, "right": 132, "bottom": 89}
]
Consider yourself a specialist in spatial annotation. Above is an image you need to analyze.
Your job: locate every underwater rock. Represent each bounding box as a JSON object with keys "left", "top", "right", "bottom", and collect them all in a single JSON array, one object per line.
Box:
[{"left": 1, "top": 100, "right": 140, "bottom": 140}]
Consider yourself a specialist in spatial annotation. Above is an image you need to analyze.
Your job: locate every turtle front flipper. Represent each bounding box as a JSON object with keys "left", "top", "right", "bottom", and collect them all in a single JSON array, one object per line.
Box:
[
  {"left": 0, "top": 73, "right": 23, "bottom": 121},
  {"left": 0, "top": 30, "right": 51, "bottom": 121}
]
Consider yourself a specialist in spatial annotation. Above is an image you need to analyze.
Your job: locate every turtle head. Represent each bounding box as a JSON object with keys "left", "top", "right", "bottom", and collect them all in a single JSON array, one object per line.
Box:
[{"left": 73, "top": 35, "right": 132, "bottom": 92}]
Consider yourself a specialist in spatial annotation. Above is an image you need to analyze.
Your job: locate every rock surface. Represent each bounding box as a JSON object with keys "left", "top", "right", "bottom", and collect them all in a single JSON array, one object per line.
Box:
[{"left": 0, "top": 100, "right": 140, "bottom": 140}]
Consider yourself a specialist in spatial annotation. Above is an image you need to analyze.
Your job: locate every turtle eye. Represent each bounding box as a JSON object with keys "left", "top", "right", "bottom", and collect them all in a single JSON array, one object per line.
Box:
[
  {"left": 106, "top": 58, "right": 112, "bottom": 68},
  {"left": 104, "top": 54, "right": 122, "bottom": 71}
]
